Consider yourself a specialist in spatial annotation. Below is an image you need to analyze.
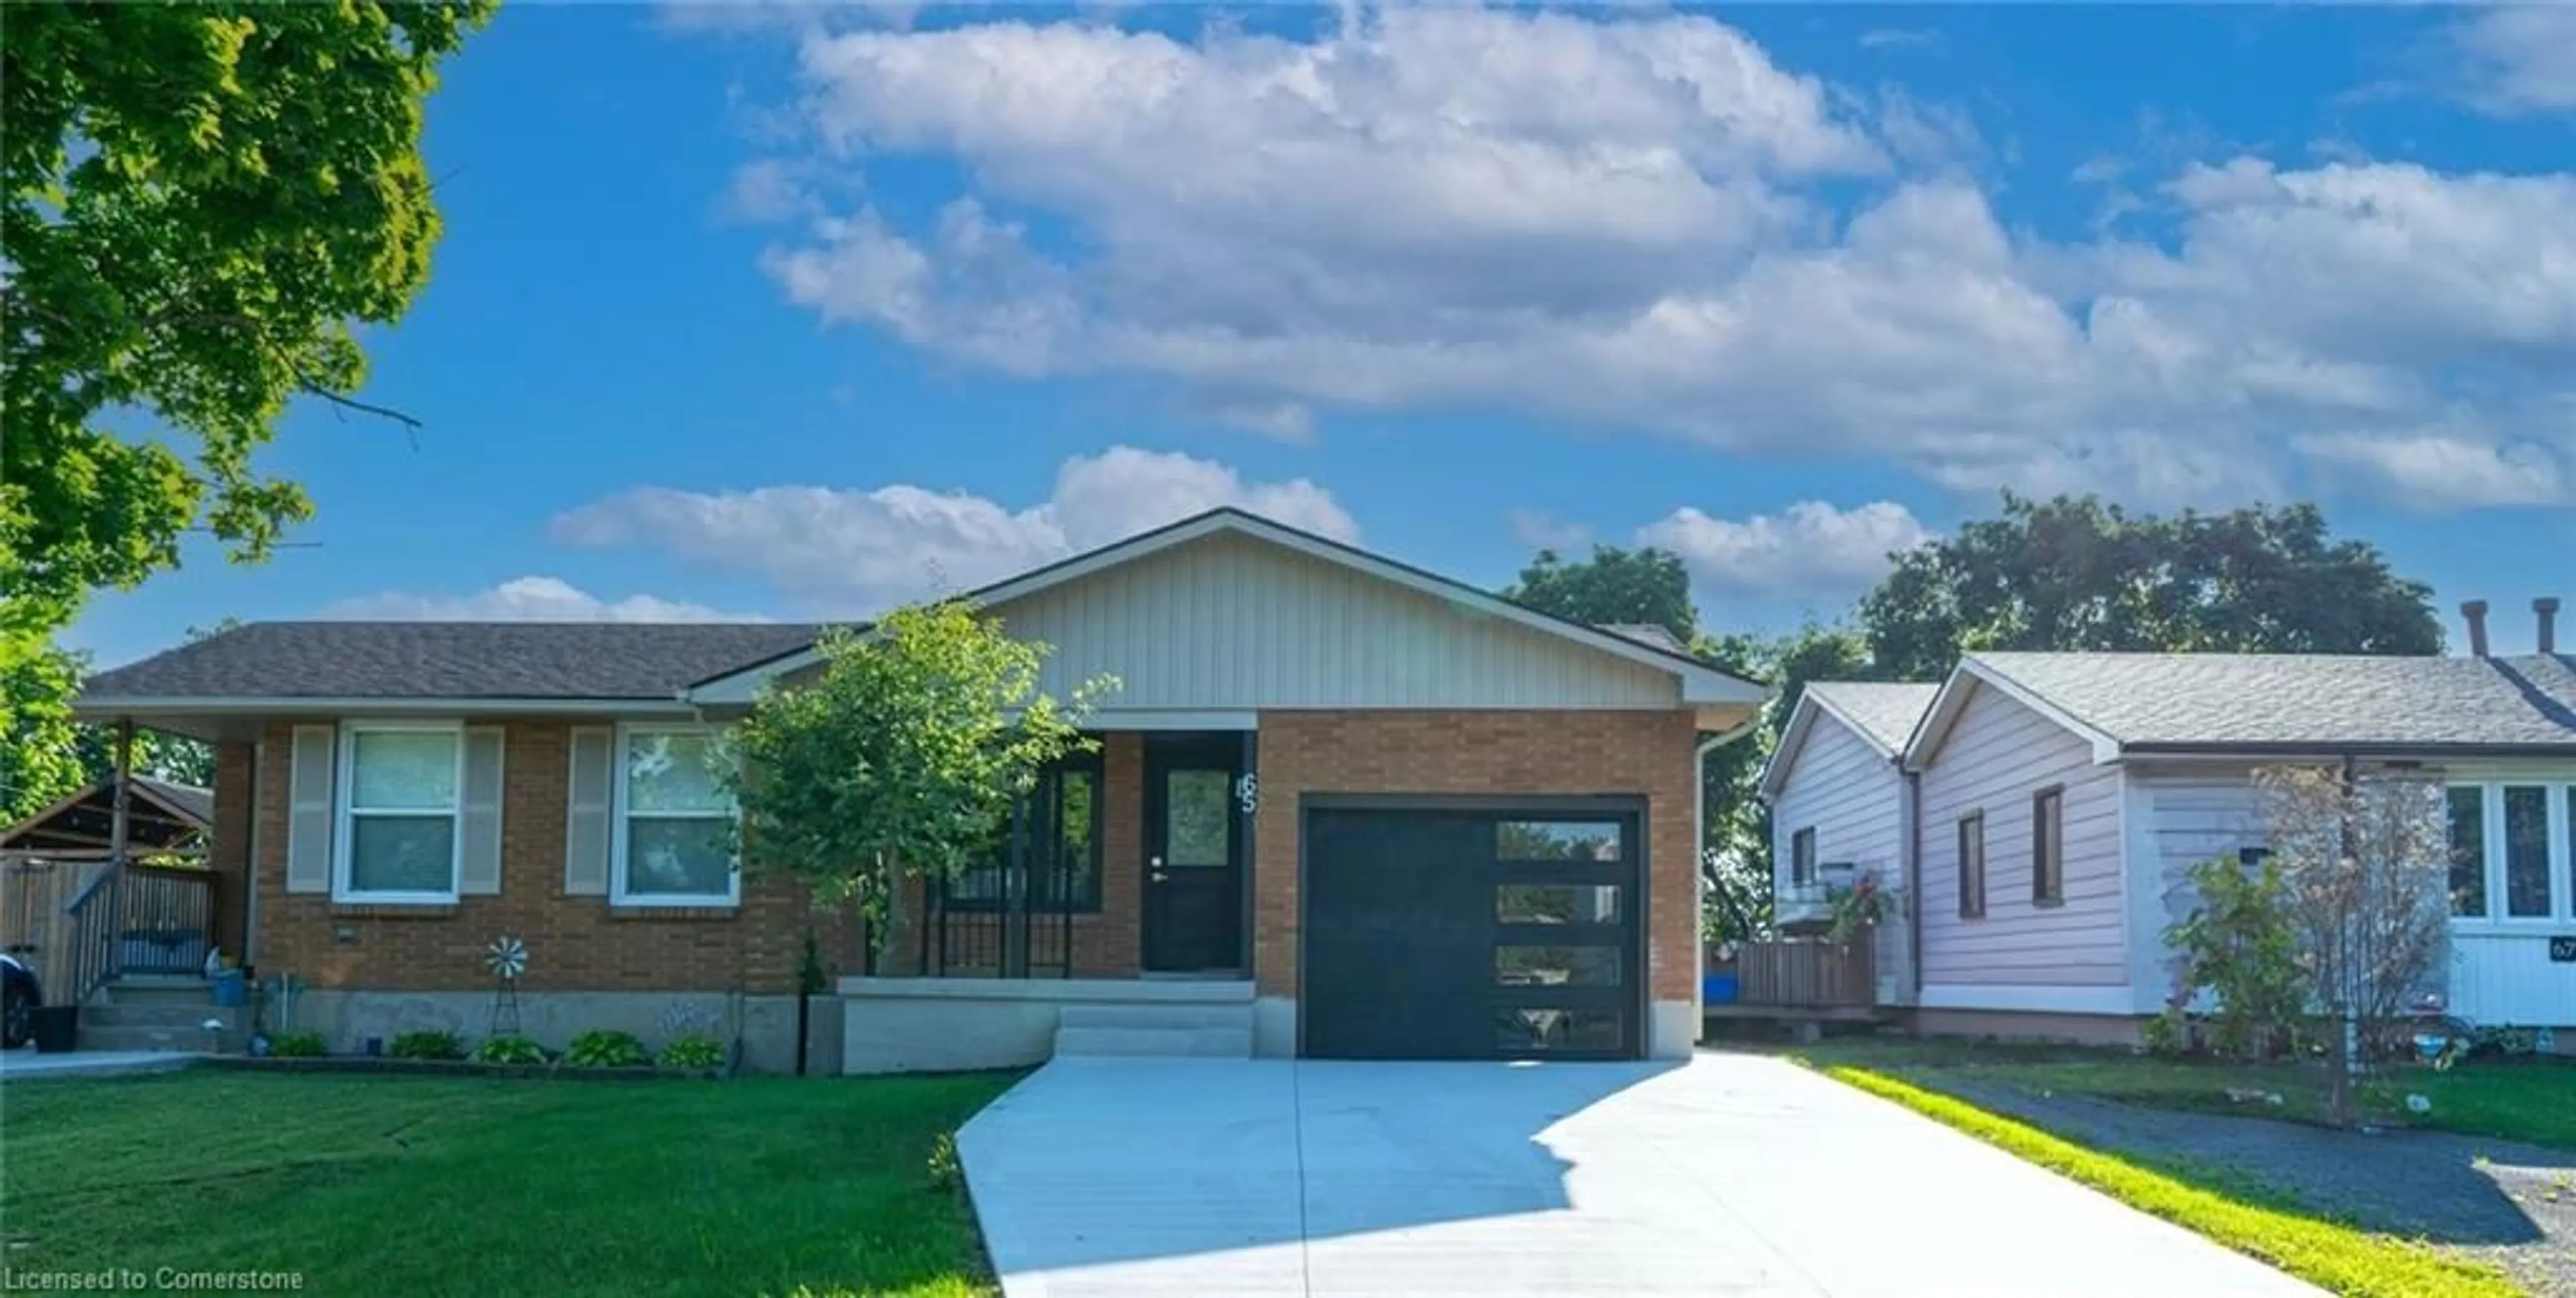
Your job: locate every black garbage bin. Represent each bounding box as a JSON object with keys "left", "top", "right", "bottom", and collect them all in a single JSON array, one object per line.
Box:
[{"left": 30, "top": 1005, "right": 78, "bottom": 1053}]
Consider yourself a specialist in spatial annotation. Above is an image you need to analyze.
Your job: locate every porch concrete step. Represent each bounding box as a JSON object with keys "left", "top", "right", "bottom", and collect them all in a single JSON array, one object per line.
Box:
[
  {"left": 1057, "top": 1003, "right": 1256, "bottom": 1032},
  {"left": 1052, "top": 1025, "right": 1254, "bottom": 1059}
]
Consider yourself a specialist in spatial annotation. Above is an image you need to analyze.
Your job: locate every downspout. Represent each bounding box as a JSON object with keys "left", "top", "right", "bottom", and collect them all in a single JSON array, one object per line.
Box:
[
  {"left": 1693, "top": 710, "right": 1768, "bottom": 1036},
  {"left": 1900, "top": 764, "right": 1923, "bottom": 1004}
]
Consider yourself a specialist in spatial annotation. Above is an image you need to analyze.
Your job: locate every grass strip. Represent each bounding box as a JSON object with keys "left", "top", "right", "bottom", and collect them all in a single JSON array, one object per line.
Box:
[{"left": 1819, "top": 1065, "right": 2521, "bottom": 1298}]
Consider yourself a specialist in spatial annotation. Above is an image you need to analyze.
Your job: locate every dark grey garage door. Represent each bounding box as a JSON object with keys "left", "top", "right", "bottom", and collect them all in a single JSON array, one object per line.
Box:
[{"left": 1302, "top": 803, "right": 1642, "bottom": 1061}]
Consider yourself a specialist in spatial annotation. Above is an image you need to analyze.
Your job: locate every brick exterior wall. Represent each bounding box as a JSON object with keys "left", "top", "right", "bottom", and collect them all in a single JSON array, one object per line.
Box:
[
  {"left": 207, "top": 741, "right": 255, "bottom": 961},
  {"left": 1251, "top": 709, "right": 1700, "bottom": 1003},
  {"left": 231, "top": 712, "right": 1698, "bottom": 1006},
  {"left": 243, "top": 722, "right": 857, "bottom": 995}
]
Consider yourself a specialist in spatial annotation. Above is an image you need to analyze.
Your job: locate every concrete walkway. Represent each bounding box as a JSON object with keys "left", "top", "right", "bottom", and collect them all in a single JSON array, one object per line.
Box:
[
  {"left": 0, "top": 1046, "right": 200, "bottom": 1081},
  {"left": 959, "top": 1052, "right": 2320, "bottom": 1297}
]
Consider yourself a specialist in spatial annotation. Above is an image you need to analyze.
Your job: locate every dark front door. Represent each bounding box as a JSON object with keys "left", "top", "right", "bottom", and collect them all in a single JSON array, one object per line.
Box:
[
  {"left": 1142, "top": 735, "right": 1245, "bottom": 972},
  {"left": 1303, "top": 804, "right": 1642, "bottom": 1060}
]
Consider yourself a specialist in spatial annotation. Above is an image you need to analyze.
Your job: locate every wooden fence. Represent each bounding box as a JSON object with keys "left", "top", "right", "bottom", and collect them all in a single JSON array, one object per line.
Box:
[
  {"left": 1737, "top": 938, "right": 1876, "bottom": 1009},
  {"left": 1, "top": 855, "right": 107, "bottom": 987}
]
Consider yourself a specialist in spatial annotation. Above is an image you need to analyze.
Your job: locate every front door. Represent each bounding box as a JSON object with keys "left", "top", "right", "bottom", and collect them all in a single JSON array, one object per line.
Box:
[{"left": 1142, "top": 735, "right": 1244, "bottom": 973}]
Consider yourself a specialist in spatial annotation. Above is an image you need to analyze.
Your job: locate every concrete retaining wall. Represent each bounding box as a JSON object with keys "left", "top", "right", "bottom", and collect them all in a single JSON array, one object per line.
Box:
[{"left": 841, "top": 977, "right": 1258, "bottom": 1074}]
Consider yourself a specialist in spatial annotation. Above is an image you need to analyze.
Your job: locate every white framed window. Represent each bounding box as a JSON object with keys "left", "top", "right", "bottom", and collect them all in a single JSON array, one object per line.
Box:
[
  {"left": 2447, "top": 778, "right": 2575, "bottom": 926},
  {"left": 335, "top": 721, "right": 466, "bottom": 904},
  {"left": 611, "top": 724, "right": 740, "bottom": 907}
]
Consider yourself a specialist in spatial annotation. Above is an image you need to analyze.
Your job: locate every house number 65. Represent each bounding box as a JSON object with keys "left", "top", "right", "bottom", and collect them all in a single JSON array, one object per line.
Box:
[{"left": 1235, "top": 773, "right": 1260, "bottom": 814}]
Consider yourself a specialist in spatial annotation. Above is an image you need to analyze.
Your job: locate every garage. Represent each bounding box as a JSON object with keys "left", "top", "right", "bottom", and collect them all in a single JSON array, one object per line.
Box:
[{"left": 1301, "top": 801, "right": 1644, "bottom": 1061}]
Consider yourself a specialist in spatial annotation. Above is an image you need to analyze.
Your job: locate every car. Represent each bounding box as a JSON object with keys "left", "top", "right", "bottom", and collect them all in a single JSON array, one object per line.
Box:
[{"left": 1, "top": 954, "right": 42, "bottom": 1049}]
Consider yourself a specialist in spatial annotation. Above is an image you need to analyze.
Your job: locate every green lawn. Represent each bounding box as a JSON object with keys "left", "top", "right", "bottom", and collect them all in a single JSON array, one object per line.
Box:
[
  {"left": 0, "top": 1069, "right": 1017, "bottom": 1298},
  {"left": 1785, "top": 1036, "right": 2576, "bottom": 1149}
]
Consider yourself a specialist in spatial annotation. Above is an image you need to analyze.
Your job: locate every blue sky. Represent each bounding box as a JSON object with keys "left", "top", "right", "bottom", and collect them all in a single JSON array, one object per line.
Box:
[{"left": 68, "top": 3, "right": 2576, "bottom": 668}]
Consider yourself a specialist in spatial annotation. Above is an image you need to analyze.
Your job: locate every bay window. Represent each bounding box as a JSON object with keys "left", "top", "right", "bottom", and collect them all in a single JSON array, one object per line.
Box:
[
  {"left": 613, "top": 726, "right": 739, "bottom": 906},
  {"left": 337, "top": 722, "right": 464, "bottom": 902}
]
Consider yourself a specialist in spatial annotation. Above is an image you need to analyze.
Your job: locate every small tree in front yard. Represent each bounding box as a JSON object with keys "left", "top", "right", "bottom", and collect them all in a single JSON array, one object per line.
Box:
[
  {"left": 2163, "top": 765, "right": 2452, "bottom": 1123},
  {"left": 2254, "top": 763, "right": 2453, "bottom": 1124},
  {"left": 727, "top": 602, "right": 1114, "bottom": 965}
]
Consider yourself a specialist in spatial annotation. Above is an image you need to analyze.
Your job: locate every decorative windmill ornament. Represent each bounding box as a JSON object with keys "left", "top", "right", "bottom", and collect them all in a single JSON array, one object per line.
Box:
[{"left": 485, "top": 936, "right": 528, "bottom": 1037}]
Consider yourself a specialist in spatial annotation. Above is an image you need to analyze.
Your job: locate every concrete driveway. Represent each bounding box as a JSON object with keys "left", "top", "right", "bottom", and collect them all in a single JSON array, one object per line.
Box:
[{"left": 957, "top": 1052, "right": 2319, "bottom": 1297}]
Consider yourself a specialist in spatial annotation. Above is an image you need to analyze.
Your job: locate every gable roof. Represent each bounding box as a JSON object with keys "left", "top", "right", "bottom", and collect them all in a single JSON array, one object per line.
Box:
[
  {"left": 1904, "top": 651, "right": 2576, "bottom": 769},
  {"left": 79, "top": 621, "right": 825, "bottom": 707},
  {"left": 72, "top": 509, "right": 1766, "bottom": 716},
  {"left": 687, "top": 507, "right": 1769, "bottom": 707},
  {"left": 1758, "top": 681, "right": 1939, "bottom": 800}
]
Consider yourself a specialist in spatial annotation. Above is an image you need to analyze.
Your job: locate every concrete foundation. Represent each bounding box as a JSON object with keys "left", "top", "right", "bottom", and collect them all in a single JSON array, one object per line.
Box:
[
  {"left": 1907, "top": 1006, "right": 2149, "bottom": 1048},
  {"left": 1648, "top": 999, "right": 1697, "bottom": 1060},
  {"left": 278, "top": 989, "right": 809, "bottom": 1074},
  {"left": 1252, "top": 995, "right": 1297, "bottom": 1058},
  {"left": 839, "top": 977, "right": 1256, "bottom": 1074}
]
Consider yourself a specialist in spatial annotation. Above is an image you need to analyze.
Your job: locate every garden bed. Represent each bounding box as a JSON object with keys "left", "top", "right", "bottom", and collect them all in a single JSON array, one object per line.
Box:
[{"left": 205, "top": 1054, "right": 722, "bottom": 1081}]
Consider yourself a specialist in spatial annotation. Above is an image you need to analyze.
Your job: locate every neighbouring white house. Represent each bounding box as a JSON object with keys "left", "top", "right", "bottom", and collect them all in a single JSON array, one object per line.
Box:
[{"left": 1758, "top": 598, "right": 2575, "bottom": 1044}]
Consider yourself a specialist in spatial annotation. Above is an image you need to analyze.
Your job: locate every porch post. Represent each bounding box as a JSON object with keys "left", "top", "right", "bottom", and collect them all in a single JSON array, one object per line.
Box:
[
  {"left": 109, "top": 718, "right": 136, "bottom": 866},
  {"left": 1003, "top": 791, "right": 1030, "bottom": 979}
]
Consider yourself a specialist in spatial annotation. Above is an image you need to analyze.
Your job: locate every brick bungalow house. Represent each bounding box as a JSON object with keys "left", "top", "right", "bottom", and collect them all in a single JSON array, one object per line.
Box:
[{"left": 74, "top": 508, "right": 1767, "bottom": 1072}]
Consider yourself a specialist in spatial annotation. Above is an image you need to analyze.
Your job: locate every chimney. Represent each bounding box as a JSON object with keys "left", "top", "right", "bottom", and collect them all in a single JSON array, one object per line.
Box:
[
  {"left": 2538, "top": 597, "right": 2561, "bottom": 655},
  {"left": 2461, "top": 600, "right": 2490, "bottom": 658}
]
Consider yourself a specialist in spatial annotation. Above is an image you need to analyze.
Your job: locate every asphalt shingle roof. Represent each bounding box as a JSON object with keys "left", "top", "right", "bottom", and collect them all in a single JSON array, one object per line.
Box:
[
  {"left": 1805, "top": 682, "right": 1940, "bottom": 755},
  {"left": 80, "top": 622, "right": 825, "bottom": 702},
  {"left": 1970, "top": 651, "right": 2576, "bottom": 751}
]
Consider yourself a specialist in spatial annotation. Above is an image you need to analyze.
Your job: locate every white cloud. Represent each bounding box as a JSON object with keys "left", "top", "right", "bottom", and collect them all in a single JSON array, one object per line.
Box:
[
  {"left": 2292, "top": 431, "right": 2572, "bottom": 512},
  {"left": 551, "top": 445, "right": 1359, "bottom": 612},
  {"left": 320, "top": 577, "right": 759, "bottom": 623},
  {"left": 1637, "top": 500, "right": 1934, "bottom": 600},
  {"left": 719, "top": 8, "right": 2576, "bottom": 513},
  {"left": 1507, "top": 508, "right": 1595, "bottom": 554},
  {"left": 2450, "top": 6, "right": 2576, "bottom": 117}
]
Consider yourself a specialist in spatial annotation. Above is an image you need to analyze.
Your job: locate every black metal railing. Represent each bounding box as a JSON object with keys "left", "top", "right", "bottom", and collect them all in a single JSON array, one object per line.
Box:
[
  {"left": 64, "top": 859, "right": 215, "bottom": 1004},
  {"left": 916, "top": 777, "right": 1093, "bottom": 978}
]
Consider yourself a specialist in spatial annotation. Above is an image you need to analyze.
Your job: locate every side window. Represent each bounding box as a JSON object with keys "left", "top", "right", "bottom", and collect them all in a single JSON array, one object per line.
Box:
[
  {"left": 1957, "top": 812, "right": 1986, "bottom": 920},
  {"left": 2032, "top": 787, "right": 2065, "bottom": 906},
  {"left": 1790, "top": 827, "right": 1817, "bottom": 887}
]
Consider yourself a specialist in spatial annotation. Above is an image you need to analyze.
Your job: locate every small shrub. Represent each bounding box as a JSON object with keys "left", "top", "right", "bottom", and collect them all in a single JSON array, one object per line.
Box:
[
  {"left": 2165, "top": 854, "right": 2306, "bottom": 1059},
  {"left": 388, "top": 1030, "right": 465, "bottom": 1061},
  {"left": 268, "top": 1030, "right": 327, "bottom": 1058},
  {"left": 564, "top": 1029, "right": 647, "bottom": 1068},
  {"left": 474, "top": 1034, "right": 548, "bottom": 1065},
  {"left": 926, "top": 1132, "right": 962, "bottom": 1193},
  {"left": 657, "top": 1034, "right": 727, "bottom": 1070}
]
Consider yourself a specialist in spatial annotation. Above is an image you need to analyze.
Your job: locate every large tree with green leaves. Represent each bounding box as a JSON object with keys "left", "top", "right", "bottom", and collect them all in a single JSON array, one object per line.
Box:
[
  {"left": 1, "top": 620, "right": 237, "bottom": 820},
  {"left": 1505, "top": 545, "right": 1699, "bottom": 645},
  {"left": 1860, "top": 494, "right": 2440, "bottom": 680},
  {"left": 727, "top": 603, "right": 1117, "bottom": 955},
  {"left": 1, "top": 1, "right": 492, "bottom": 769}
]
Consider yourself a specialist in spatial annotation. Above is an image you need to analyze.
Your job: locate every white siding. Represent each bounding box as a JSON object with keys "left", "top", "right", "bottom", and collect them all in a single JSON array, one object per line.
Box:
[
  {"left": 2125, "top": 769, "right": 2267, "bottom": 1014},
  {"left": 2127, "top": 757, "right": 2576, "bottom": 1029},
  {"left": 1770, "top": 713, "right": 1913, "bottom": 1004},
  {"left": 2450, "top": 933, "right": 2576, "bottom": 1026},
  {"left": 1916, "top": 682, "right": 2127, "bottom": 991},
  {"left": 990, "top": 531, "right": 1683, "bottom": 710}
]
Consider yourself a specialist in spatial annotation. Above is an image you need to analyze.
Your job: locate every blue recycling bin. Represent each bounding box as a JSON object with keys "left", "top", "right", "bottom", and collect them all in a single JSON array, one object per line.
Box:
[
  {"left": 1703, "top": 971, "right": 1739, "bottom": 1005},
  {"left": 211, "top": 970, "right": 247, "bottom": 1008}
]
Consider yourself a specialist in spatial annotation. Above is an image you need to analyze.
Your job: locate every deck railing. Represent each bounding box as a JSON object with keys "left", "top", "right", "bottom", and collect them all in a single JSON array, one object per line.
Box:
[
  {"left": 1735, "top": 938, "right": 1875, "bottom": 1009},
  {"left": 64, "top": 859, "right": 216, "bottom": 1005}
]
